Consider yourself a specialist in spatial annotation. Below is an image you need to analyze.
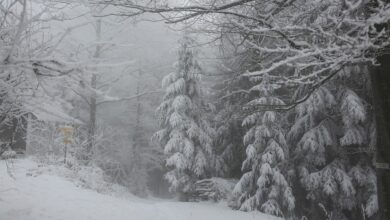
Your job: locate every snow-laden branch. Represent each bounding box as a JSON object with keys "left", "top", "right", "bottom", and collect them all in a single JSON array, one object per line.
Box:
[
  {"left": 4, "top": 0, "right": 27, "bottom": 63},
  {"left": 96, "top": 0, "right": 257, "bottom": 23},
  {"left": 243, "top": 64, "right": 346, "bottom": 112},
  {"left": 97, "top": 90, "right": 163, "bottom": 105}
]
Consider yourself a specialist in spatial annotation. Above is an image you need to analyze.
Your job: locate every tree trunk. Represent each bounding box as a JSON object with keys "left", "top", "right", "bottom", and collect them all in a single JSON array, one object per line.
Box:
[
  {"left": 87, "top": 72, "right": 97, "bottom": 156},
  {"left": 371, "top": 53, "right": 390, "bottom": 220},
  {"left": 87, "top": 18, "right": 102, "bottom": 159},
  {"left": 131, "top": 69, "right": 141, "bottom": 169},
  {"left": 130, "top": 69, "right": 146, "bottom": 196}
]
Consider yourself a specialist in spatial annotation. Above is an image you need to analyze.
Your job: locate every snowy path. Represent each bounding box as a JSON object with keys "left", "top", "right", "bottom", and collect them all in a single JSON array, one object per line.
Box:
[{"left": 0, "top": 158, "right": 278, "bottom": 220}]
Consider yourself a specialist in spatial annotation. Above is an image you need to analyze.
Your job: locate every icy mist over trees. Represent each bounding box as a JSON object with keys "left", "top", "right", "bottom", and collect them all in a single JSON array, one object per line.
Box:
[{"left": 1, "top": 0, "right": 390, "bottom": 220}]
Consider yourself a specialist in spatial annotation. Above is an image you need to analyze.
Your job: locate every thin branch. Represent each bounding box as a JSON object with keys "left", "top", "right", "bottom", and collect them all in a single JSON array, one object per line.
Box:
[
  {"left": 97, "top": 90, "right": 163, "bottom": 105},
  {"left": 243, "top": 64, "right": 346, "bottom": 112}
]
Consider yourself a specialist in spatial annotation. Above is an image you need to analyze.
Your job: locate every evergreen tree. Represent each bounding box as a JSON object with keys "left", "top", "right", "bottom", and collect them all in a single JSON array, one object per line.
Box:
[
  {"left": 232, "top": 74, "right": 295, "bottom": 218},
  {"left": 288, "top": 66, "right": 377, "bottom": 219},
  {"left": 153, "top": 36, "right": 215, "bottom": 198}
]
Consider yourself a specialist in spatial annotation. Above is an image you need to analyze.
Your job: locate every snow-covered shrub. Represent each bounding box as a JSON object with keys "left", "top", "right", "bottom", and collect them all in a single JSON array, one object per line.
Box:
[
  {"left": 190, "top": 178, "right": 237, "bottom": 202},
  {"left": 27, "top": 120, "right": 83, "bottom": 161},
  {"left": 75, "top": 165, "right": 111, "bottom": 193},
  {"left": 1, "top": 149, "right": 17, "bottom": 160},
  {"left": 27, "top": 119, "right": 153, "bottom": 197},
  {"left": 90, "top": 125, "right": 152, "bottom": 197},
  {"left": 28, "top": 156, "right": 130, "bottom": 196}
]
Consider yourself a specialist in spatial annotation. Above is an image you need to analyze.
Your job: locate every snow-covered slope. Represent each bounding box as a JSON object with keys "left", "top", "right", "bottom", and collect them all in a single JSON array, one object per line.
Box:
[{"left": 0, "top": 158, "right": 279, "bottom": 220}]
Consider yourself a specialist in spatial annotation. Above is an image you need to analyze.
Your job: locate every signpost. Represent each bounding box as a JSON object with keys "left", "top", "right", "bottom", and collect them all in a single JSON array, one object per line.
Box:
[{"left": 59, "top": 126, "right": 74, "bottom": 164}]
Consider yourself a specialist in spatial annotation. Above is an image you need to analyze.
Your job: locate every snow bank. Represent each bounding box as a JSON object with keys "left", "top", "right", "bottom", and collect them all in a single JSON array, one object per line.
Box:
[
  {"left": 0, "top": 158, "right": 280, "bottom": 220},
  {"left": 23, "top": 156, "right": 134, "bottom": 198}
]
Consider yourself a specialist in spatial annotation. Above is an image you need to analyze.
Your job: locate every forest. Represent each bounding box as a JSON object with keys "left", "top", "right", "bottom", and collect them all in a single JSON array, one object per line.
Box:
[{"left": 0, "top": 0, "right": 390, "bottom": 220}]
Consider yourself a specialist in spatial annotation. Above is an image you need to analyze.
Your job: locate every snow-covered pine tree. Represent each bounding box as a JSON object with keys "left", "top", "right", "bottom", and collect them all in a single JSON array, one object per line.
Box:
[
  {"left": 288, "top": 84, "right": 356, "bottom": 220},
  {"left": 288, "top": 66, "right": 377, "bottom": 220},
  {"left": 153, "top": 35, "right": 215, "bottom": 199},
  {"left": 232, "top": 73, "right": 295, "bottom": 218},
  {"left": 339, "top": 66, "right": 378, "bottom": 219}
]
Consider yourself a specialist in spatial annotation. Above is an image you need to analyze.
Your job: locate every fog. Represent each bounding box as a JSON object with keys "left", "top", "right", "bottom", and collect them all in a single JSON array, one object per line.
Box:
[
  {"left": 1, "top": 1, "right": 389, "bottom": 220},
  {"left": 45, "top": 4, "right": 182, "bottom": 148}
]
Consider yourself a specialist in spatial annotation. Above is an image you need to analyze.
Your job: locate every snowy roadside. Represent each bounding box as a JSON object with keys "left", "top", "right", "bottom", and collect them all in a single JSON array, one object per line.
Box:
[{"left": 0, "top": 157, "right": 280, "bottom": 220}]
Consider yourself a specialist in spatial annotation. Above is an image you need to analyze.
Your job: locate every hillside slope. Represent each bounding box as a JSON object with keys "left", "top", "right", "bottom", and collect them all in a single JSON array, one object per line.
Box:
[{"left": 0, "top": 158, "right": 279, "bottom": 220}]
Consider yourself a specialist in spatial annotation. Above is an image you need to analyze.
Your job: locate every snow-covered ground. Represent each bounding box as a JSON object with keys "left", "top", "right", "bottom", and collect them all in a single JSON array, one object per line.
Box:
[{"left": 0, "top": 158, "right": 279, "bottom": 220}]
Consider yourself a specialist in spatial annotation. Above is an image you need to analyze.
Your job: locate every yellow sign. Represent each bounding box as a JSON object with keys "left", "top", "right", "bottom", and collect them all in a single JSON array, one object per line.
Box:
[{"left": 59, "top": 126, "right": 74, "bottom": 144}]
